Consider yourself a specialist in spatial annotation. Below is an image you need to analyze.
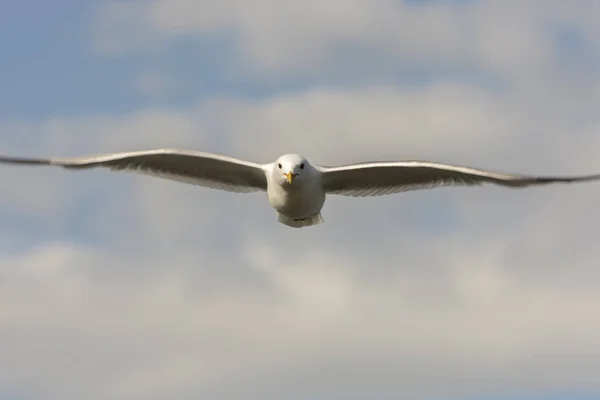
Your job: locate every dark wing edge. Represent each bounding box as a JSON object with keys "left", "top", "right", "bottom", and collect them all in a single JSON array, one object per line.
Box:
[{"left": 0, "top": 155, "right": 55, "bottom": 166}]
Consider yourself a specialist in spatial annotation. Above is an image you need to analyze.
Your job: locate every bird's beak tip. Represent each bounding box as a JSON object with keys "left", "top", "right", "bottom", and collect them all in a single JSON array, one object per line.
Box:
[{"left": 285, "top": 171, "right": 293, "bottom": 183}]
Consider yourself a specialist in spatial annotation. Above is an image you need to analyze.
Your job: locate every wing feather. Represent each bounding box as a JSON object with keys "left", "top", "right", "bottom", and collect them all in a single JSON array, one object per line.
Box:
[
  {"left": 0, "top": 149, "right": 268, "bottom": 193},
  {"left": 319, "top": 161, "right": 600, "bottom": 197}
]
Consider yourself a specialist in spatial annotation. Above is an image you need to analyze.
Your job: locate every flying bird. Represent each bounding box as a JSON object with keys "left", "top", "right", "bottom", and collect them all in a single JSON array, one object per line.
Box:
[{"left": 1, "top": 149, "right": 599, "bottom": 228}]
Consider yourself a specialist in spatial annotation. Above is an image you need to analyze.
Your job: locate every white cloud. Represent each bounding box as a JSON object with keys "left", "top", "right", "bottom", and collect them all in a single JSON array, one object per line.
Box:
[
  {"left": 92, "top": 0, "right": 600, "bottom": 80},
  {"left": 1, "top": 78, "right": 600, "bottom": 398},
  {"left": 2, "top": 81, "right": 599, "bottom": 239},
  {"left": 2, "top": 215, "right": 600, "bottom": 399},
  {"left": 4, "top": 80, "right": 598, "bottom": 222}
]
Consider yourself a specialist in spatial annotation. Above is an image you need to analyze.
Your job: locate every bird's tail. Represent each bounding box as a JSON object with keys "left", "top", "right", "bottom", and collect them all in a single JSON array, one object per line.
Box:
[{"left": 277, "top": 213, "right": 324, "bottom": 228}]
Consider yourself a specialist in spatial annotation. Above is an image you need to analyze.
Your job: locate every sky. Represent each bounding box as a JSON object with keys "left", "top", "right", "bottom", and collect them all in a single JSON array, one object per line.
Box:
[{"left": 1, "top": 0, "right": 600, "bottom": 399}]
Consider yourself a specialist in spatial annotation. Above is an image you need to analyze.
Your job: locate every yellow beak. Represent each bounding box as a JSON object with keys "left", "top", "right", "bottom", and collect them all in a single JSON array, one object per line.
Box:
[{"left": 285, "top": 171, "right": 294, "bottom": 184}]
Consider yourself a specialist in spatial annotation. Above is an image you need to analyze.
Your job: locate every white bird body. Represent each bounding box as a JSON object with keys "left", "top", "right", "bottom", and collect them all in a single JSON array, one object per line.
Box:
[
  {"left": 1, "top": 148, "right": 600, "bottom": 228},
  {"left": 266, "top": 171, "right": 325, "bottom": 220},
  {"left": 265, "top": 154, "right": 326, "bottom": 227}
]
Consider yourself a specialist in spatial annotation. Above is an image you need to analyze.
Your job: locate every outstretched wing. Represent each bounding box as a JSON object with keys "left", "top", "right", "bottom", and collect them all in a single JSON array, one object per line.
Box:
[
  {"left": 0, "top": 149, "right": 268, "bottom": 193},
  {"left": 318, "top": 160, "right": 600, "bottom": 197}
]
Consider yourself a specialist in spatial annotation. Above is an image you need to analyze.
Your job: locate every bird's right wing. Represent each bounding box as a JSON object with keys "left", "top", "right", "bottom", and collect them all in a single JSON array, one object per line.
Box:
[{"left": 0, "top": 149, "right": 268, "bottom": 193}]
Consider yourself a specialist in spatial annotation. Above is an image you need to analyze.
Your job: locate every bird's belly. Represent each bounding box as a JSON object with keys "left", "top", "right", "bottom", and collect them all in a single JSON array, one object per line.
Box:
[{"left": 268, "top": 185, "right": 325, "bottom": 219}]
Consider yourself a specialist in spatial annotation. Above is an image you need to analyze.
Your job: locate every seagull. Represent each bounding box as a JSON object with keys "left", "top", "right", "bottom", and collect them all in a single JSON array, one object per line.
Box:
[{"left": 1, "top": 149, "right": 599, "bottom": 228}]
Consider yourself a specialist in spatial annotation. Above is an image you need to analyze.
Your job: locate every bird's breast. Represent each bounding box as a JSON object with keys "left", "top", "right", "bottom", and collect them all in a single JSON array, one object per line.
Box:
[{"left": 267, "top": 183, "right": 325, "bottom": 219}]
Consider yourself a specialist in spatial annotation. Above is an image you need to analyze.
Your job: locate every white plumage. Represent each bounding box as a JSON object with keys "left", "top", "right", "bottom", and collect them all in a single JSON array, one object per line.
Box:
[{"left": 1, "top": 149, "right": 599, "bottom": 228}]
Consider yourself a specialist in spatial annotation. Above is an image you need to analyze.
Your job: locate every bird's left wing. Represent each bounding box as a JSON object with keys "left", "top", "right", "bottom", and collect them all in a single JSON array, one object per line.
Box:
[
  {"left": 318, "top": 160, "right": 600, "bottom": 197},
  {"left": 0, "top": 149, "right": 268, "bottom": 193}
]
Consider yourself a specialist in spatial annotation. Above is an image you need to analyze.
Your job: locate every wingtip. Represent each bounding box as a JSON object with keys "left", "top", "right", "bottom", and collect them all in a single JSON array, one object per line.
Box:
[
  {"left": 565, "top": 173, "right": 600, "bottom": 183},
  {"left": 0, "top": 155, "right": 54, "bottom": 166}
]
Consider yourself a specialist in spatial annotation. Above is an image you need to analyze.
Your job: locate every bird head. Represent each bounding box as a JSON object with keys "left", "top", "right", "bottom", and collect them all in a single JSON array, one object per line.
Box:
[{"left": 273, "top": 154, "right": 312, "bottom": 186}]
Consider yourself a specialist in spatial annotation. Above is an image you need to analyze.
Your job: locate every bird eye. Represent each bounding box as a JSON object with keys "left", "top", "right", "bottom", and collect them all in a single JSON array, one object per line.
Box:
[
  {"left": 300, "top": 163, "right": 305, "bottom": 169},
  {"left": 278, "top": 163, "right": 282, "bottom": 169}
]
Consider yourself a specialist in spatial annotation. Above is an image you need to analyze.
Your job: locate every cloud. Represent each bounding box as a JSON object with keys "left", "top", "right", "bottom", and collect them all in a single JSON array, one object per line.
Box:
[
  {"left": 3, "top": 0, "right": 600, "bottom": 398},
  {"left": 3, "top": 80, "right": 598, "bottom": 225},
  {"left": 1, "top": 78, "right": 600, "bottom": 399},
  {"left": 91, "top": 0, "right": 600, "bottom": 81},
  {"left": 2, "top": 212, "right": 600, "bottom": 400}
]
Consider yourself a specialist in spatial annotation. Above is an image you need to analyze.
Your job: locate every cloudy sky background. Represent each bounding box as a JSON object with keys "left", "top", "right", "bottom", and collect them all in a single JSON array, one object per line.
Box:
[{"left": 1, "top": 0, "right": 600, "bottom": 399}]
